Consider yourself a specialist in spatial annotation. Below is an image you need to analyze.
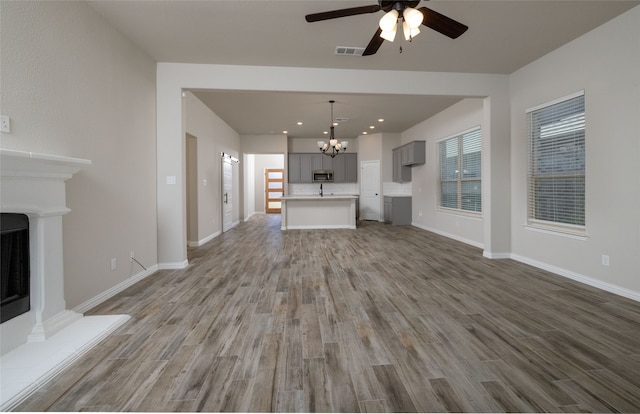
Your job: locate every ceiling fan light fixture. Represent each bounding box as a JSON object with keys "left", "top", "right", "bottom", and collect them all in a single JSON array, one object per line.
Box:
[
  {"left": 403, "top": 20, "right": 420, "bottom": 41},
  {"left": 379, "top": 9, "right": 398, "bottom": 31},
  {"left": 403, "top": 7, "right": 423, "bottom": 29},
  {"left": 380, "top": 26, "right": 397, "bottom": 42}
]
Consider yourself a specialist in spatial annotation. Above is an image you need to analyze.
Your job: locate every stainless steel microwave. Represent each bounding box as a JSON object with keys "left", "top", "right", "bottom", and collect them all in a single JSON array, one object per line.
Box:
[{"left": 313, "top": 170, "right": 334, "bottom": 183}]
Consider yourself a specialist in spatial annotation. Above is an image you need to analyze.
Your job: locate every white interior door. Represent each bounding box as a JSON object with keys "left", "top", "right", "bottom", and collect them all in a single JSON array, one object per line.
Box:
[
  {"left": 222, "top": 158, "right": 233, "bottom": 232},
  {"left": 361, "top": 160, "right": 381, "bottom": 221}
]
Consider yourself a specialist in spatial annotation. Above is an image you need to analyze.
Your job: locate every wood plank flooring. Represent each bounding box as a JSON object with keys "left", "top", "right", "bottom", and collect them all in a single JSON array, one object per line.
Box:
[{"left": 14, "top": 214, "right": 640, "bottom": 412}]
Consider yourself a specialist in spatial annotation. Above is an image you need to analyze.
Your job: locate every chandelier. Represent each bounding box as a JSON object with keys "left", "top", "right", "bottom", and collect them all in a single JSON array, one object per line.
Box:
[
  {"left": 317, "top": 100, "right": 348, "bottom": 158},
  {"left": 378, "top": 5, "right": 424, "bottom": 42}
]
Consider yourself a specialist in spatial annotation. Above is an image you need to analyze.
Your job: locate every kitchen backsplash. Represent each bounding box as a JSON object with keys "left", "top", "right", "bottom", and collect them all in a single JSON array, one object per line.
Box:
[
  {"left": 289, "top": 182, "right": 358, "bottom": 195},
  {"left": 383, "top": 181, "right": 412, "bottom": 195}
]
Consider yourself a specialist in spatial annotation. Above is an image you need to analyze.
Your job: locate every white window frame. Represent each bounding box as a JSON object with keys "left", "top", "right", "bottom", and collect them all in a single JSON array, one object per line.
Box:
[
  {"left": 437, "top": 126, "right": 482, "bottom": 215},
  {"left": 526, "top": 91, "right": 586, "bottom": 236}
]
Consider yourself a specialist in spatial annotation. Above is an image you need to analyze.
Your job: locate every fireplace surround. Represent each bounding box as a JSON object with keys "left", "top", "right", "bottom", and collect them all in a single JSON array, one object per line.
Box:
[
  {"left": 0, "top": 149, "right": 131, "bottom": 410},
  {"left": 0, "top": 149, "right": 91, "bottom": 352}
]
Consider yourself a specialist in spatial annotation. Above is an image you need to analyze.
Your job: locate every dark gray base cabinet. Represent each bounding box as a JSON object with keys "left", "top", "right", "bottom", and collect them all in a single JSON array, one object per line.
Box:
[{"left": 384, "top": 196, "right": 412, "bottom": 225}]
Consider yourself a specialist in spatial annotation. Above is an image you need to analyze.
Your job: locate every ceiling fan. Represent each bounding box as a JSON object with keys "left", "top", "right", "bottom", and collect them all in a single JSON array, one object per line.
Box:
[{"left": 305, "top": 0, "right": 468, "bottom": 56}]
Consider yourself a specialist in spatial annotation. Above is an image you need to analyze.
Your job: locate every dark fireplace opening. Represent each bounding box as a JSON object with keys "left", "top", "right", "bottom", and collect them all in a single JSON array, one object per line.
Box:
[{"left": 1, "top": 213, "right": 31, "bottom": 323}]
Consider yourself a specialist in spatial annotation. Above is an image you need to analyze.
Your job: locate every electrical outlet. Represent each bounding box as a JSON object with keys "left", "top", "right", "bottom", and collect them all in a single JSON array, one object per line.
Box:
[
  {"left": 111, "top": 258, "right": 117, "bottom": 270},
  {"left": 601, "top": 254, "right": 610, "bottom": 267},
  {"left": 130, "top": 250, "right": 135, "bottom": 262},
  {"left": 1, "top": 115, "right": 10, "bottom": 133}
]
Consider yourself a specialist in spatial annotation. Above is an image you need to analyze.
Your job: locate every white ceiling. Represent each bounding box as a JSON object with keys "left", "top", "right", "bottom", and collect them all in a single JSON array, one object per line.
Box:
[{"left": 87, "top": 0, "right": 639, "bottom": 139}]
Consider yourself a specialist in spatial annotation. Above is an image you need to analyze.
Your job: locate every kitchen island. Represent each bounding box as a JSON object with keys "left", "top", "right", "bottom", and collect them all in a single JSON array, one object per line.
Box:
[{"left": 280, "top": 195, "right": 358, "bottom": 230}]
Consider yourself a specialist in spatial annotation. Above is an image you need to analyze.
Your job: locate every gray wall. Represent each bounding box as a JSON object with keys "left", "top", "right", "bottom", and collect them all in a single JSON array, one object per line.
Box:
[{"left": 0, "top": 1, "right": 158, "bottom": 309}]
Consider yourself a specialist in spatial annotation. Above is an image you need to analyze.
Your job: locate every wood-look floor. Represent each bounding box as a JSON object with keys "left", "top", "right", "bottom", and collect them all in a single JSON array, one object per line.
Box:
[{"left": 15, "top": 214, "right": 640, "bottom": 412}]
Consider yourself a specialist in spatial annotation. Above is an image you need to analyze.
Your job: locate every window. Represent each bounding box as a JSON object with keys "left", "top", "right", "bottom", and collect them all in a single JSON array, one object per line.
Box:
[
  {"left": 438, "top": 127, "right": 482, "bottom": 213},
  {"left": 527, "top": 92, "right": 585, "bottom": 231}
]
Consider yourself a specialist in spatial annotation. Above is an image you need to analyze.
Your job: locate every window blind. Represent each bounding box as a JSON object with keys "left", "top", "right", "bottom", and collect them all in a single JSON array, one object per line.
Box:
[
  {"left": 439, "top": 128, "right": 482, "bottom": 212},
  {"left": 527, "top": 93, "right": 585, "bottom": 228}
]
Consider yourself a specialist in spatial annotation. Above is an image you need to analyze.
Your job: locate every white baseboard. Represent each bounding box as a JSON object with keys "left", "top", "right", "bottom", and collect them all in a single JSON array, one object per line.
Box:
[
  {"left": 158, "top": 260, "right": 188, "bottom": 270},
  {"left": 409, "top": 223, "right": 639, "bottom": 303},
  {"left": 510, "top": 254, "right": 640, "bottom": 302},
  {"left": 412, "top": 222, "right": 484, "bottom": 249},
  {"left": 73, "top": 265, "right": 159, "bottom": 314},
  {"left": 483, "top": 251, "right": 511, "bottom": 259},
  {"left": 187, "top": 231, "right": 221, "bottom": 247}
]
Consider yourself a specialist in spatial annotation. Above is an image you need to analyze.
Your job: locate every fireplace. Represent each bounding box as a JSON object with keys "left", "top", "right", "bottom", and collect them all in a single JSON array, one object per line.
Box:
[
  {"left": 0, "top": 149, "right": 91, "bottom": 354},
  {"left": 0, "top": 150, "right": 132, "bottom": 411},
  {"left": 1, "top": 213, "right": 30, "bottom": 323}
]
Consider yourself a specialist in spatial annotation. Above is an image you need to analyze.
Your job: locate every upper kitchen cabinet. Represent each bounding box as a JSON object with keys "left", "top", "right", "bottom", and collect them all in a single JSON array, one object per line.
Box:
[
  {"left": 332, "top": 153, "right": 357, "bottom": 183},
  {"left": 392, "top": 141, "right": 425, "bottom": 183},
  {"left": 400, "top": 141, "right": 426, "bottom": 166},
  {"left": 288, "top": 152, "right": 357, "bottom": 183},
  {"left": 392, "top": 148, "right": 411, "bottom": 183},
  {"left": 288, "top": 153, "right": 322, "bottom": 183}
]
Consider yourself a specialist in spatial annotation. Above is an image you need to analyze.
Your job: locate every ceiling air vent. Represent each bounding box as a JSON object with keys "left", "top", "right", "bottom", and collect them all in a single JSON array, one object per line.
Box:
[{"left": 335, "top": 46, "right": 365, "bottom": 56}]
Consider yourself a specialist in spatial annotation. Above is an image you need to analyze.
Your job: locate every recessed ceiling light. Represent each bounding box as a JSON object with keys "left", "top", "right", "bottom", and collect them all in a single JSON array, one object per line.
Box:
[
  {"left": 362, "top": 131, "right": 368, "bottom": 135},
  {"left": 323, "top": 131, "right": 329, "bottom": 135},
  {"left": 297, "top": 121, "right": 303, "bottom": 126},
  {"left": 378, "top": 118, "right": 384, "bottom": 122},
  {"left": 283, "top": 130, "right": 288, "bottom": 134},
  {"left": 369, "top": 126, "right": 375, "bottom": 129}
]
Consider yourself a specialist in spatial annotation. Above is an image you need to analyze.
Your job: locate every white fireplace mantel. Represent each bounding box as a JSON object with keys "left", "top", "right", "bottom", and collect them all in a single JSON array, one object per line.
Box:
[
  {"left": 1, "top": 149, "right": 92, "bottom": 352},
  {"left": 1, "top": 149, "right": 132, "bottom": 411}
]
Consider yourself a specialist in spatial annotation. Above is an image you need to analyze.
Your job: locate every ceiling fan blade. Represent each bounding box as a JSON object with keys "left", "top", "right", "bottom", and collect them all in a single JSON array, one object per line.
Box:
[
  {"left": 305, "top": 5, "right": 381, "bottom": 22},
  {"left": 418, "top": 7, "right": 468, "bottom": 39},
  {"left": 362, "top": 27, "right": 384, "bottom": 56}
]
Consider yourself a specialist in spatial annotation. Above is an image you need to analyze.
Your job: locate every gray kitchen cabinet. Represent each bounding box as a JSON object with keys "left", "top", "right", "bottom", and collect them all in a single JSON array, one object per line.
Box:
[
  {"left": 392, "top": 140, "right": 425, "bottom": 182},
  {"left": 392, "top": 147, "right": 411, "bottom": 182},
  {"left": 384, "top": 196, "right": 412, "bottom": 225},
  {"left": 401, "top": 140, "right": 426, "bottom": 166},
  {"left": 332, "top": 153, "right": 357, "bottom": 183},
  {"left": 322, "top": 155, "right": 333, "bottom": 171},
  {"left": 288, "top": 152, "right": 358, "bottom": 183},
  {"left": 288, "top": 153, "right": 322, "bottom": 183},
  {"left": 288, "top": 153, "right": 302, "bottom": 183}
]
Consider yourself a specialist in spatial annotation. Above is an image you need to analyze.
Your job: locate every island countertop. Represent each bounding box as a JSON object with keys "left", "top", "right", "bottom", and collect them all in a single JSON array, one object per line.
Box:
[{"left": 280, "top": 194, "right": 358, "bottom": 200}]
